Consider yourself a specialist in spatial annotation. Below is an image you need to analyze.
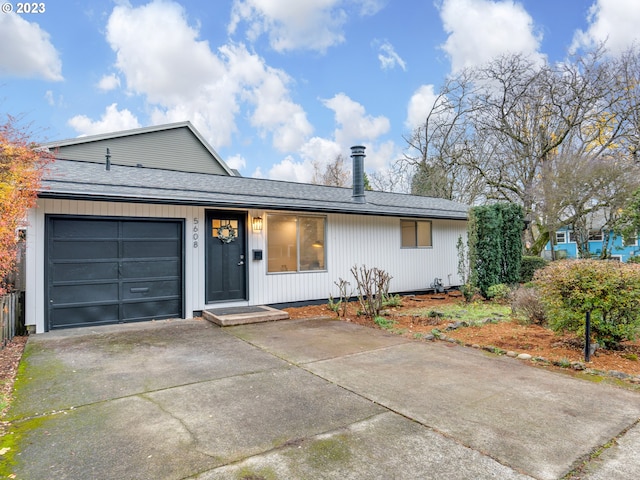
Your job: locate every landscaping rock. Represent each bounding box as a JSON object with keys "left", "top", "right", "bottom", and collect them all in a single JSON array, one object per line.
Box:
[
  {"left": 506, "top": 351, "right": 517, "bottom": 358},
  {"left": 571, "top": 362, "right": 586, "bottom": 370},
  {"left": 517, "top": 353, "right": 532, "bottom": 360},
  {"left": 445, "top": 321, "right": 469, "bottom": 331},
  {"left": 608, "top": 370, "right": 630, "bottom": 380}
]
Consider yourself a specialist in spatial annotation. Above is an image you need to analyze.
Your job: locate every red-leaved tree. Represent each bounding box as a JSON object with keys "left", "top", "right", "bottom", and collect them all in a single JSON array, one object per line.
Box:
[{"left": 0, "top": 117, "right": 51, "bottom": 294}]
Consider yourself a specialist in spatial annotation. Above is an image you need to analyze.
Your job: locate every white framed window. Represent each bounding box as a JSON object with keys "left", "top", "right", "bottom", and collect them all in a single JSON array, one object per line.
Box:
[
  {"left": 401, "top": 220, "right": 432, "bottom": 248},
  {"left": 588, "top": 230, "right": 603, "bottom": 241},
  {"left": 267, "top": 214, "right": 326, "bottom": 273},
  {"left": 623, "top": 232, "right": 638, "bottom": 247},
  {"left": 555, "top": 231, "right": 567, "bottom": 244}
]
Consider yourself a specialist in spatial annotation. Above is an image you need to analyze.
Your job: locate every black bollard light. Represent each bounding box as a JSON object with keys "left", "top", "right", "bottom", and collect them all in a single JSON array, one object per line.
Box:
[{"left": 584, "top": 311, "right": 591, "bottom": 363}]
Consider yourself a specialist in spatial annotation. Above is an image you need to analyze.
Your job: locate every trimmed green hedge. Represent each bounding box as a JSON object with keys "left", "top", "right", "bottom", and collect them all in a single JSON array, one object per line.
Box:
[
  {"left": 520, "top": 256, "right": 548, "bottom": 283},
  {"left": 468, "top": 203, "right": 523, "bottom": 298}
]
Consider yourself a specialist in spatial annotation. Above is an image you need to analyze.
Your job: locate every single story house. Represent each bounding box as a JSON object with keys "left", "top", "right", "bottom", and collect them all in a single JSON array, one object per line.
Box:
[{"left": 24, "top": 122, "right": 468, "bottom": 333}]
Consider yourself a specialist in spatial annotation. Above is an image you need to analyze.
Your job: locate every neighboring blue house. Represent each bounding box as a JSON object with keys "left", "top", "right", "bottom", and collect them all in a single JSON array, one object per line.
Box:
[{"left": 544, "top": 226, "right": 640, "bottom": 262}]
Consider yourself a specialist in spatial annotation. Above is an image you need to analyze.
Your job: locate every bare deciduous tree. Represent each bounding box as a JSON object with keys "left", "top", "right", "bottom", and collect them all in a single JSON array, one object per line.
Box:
[
  {"left": 311, "top": 154, "right": 350, "bottom": 187},
  {"left": 403, "top": 45, "right": 640, "bottom": 255}
]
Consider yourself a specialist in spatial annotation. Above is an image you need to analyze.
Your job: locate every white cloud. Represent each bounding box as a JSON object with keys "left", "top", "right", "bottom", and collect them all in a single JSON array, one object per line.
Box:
[
  {"left": 44, "top": 90, "right": 54, "bottom": 106},
  {"left": 228, "top": 0, "right": 347, "bottom": 53},
  {"left": 0, "top": 13, "right": 62, "bottom": 81},
  {"left": 571, "top": 0, "right": 640, "bottom": 55},
  {"left": 225, "top": 153, "right": 247, "bottom": 171},
  {"left": 439, "top": 0, "right": 543, "bottom": 72},
  {"left": 264, "top": 96, "right": 396, "bottom": 183},
  {"left": 266, "top": 156, "right": 314, "bottom": 182},
  {"left": 97, "top": 74, "right": 121, "bottom": 92},
  {"left": 229, "top": 45, "right": 313, "bottom": 151},
  {"left": 68, "top": 103, "right": 141, "bottom": 136},
  {"left": 377, "top": 41, "right": 406, "bottom": 71},
  {"left": 323, "top": 93, "right": 390, "bottom": 147},
  {"left": 405, "top": 84, "right": 439, "bottom": 130},
  {"left": 364, "top": 139, "right": 402, "bottom": 173},
  {"left": 107, "top": 1, "right": 224, "bottom": 101},
  {"left": 101, "top": 1, "right": 311, "bottom": 152},
  {"left": 356, "top": 0, "right": 387, "bottom": 16}
]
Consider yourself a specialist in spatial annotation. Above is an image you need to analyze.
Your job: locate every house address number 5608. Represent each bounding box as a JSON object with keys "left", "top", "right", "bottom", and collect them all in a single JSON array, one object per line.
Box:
[{"left": 192, "top": 218, "right": 199, "bottom": 248}]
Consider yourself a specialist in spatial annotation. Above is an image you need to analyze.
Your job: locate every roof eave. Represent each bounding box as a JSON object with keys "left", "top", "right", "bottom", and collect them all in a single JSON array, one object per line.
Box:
[{"left": 37, "top": 191, "right": 468, "bottom": 221}]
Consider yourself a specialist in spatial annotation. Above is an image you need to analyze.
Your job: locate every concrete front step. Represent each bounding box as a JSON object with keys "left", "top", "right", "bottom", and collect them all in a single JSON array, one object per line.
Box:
[{"left": 203, "top": 305, "right": 289, "bottom": 326}]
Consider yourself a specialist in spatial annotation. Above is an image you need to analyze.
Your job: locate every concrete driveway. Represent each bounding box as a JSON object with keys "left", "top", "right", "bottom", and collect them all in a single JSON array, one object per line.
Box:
[{"left": 2, "top": 317, "right": 639, "bottom": 479}]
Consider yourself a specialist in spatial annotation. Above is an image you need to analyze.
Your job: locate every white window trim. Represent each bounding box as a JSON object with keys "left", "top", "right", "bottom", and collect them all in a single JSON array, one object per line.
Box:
[
  {"left": 400, "top": 219, "right": 433, "bottom": 248},
  {"left": 266, "top": 214, "right": 327, "bottom": 274}
]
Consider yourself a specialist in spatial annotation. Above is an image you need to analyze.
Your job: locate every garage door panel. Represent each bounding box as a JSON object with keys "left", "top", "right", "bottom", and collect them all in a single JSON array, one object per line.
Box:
[
  {"left": 120, "top": 259, "right": 179, "bottom": 279},
  {"left": 51, "top": 304, "right": 120, "bottom": 328},
  {"left": 51, "top": 283, "right": 119, "bottom": 304},
  {"left": 122, "top": 280, "right": 181, "bottom": 300},
  {"left": 122, "top": 299, "right": 182, "bottom": 321},
  {"left": 52, "top": 240, "right": 119, "bottom": 260},
  {"left": 47, "top": 216, "right": 183, "bottom": 330},
  {"left": 122, "top": 240, "right": 181, "bottom": 258},
  {"left": 52, "top": 262, "right": 119, "bottom": 282},
  {"left": 53, "top": 219, "right": 118, "bottom": 238},
  {"left": 123, "top": 221, "right": 181, "bottom": 238}
]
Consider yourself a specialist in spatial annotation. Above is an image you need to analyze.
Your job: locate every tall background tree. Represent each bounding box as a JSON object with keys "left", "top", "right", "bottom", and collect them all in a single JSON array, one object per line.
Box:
[
  {"left": 0, "top": 117, "right": 50, "bottom": 294},
  {"left": 311, "top": 154, "right": 350, "bottom": 187},
  {"left": 401, "top": 44, "right": 640, "bottom": 255}
]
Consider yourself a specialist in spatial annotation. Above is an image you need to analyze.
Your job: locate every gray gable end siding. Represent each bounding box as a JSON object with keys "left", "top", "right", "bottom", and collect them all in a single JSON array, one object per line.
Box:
[
  {"left": 41, "top": 160, "right": 469, "bottom": 220},
  {"left": 43, "top": 125, "right": 232, "bottom": 176}
]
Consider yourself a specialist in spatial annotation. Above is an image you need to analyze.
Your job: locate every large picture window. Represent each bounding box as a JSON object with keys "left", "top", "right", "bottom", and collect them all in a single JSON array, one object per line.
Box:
[
  {"left": 267, "top": 214, "right": 326, "bottom": 273},
  {"left": 401, "top": 220, "right": 432, "bottom": 248}
]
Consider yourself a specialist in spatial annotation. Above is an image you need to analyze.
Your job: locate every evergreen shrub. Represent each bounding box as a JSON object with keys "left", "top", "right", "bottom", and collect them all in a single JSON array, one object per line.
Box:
[
  {"left": 534, "top": 260, "right": 640, "bottom": 349},
  {"left": 520, "top": 256, "right": 548, "bottom": 283}
]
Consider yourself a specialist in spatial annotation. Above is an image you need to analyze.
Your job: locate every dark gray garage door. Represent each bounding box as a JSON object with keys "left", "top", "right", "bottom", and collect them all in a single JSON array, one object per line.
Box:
[{"left": 46, "top": 216, "right": 183, "bottom": 330}]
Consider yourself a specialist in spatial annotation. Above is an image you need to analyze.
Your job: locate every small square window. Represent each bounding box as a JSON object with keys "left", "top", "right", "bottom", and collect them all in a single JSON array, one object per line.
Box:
[{"left": 401, "top": 220, "right": 432, "bottom": 248}]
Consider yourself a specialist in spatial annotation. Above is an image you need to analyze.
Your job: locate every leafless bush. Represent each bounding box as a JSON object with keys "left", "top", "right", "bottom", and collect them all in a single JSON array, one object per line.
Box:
[
  {"left": 350, "top": 265, "right": 393, "bottom": 318},
  {"left": 511, "top": 285, "right": 546, "bottom": 326},
  {"left": 328, "top": 278, "right": 352, "bottom": 317}
]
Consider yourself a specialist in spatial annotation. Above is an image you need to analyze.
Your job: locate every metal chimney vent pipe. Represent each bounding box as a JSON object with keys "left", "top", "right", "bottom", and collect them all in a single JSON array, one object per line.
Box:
[{"left": 351, "top": 145, "right": 366, "bottom": 203}]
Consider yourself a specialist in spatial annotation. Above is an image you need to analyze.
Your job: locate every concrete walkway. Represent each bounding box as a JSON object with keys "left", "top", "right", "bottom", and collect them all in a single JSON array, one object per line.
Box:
[{"left": 2, "top": 317, "right": 639, "bottom": 479}]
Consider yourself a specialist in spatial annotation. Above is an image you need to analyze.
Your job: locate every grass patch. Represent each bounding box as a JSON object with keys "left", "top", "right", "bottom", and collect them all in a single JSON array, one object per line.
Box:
[
  {"left": 235, "top": 466, "right": 279, "bottom": 480},
  {"left": 306, "top": 436, "right": 351, "bottom": 470},
  {"left": 402, "top": 302, "right": 514, "bottom": 323},
  {"left": 374, "top": 316, "right": 396, "bottom": 330}
]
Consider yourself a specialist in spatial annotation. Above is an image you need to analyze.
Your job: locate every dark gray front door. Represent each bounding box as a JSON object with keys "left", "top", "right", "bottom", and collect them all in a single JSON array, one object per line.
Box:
[
  {"left": 205, "top": 211, "right": 247, "bottom": 302},
  {"left": 46, "top": 216, "right": 183, "bottom": 330}
]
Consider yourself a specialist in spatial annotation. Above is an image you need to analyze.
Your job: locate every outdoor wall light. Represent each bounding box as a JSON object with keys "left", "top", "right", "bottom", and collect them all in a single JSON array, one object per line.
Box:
[{"left": 252, "top": 216, "right": 263, "bottom": 232}]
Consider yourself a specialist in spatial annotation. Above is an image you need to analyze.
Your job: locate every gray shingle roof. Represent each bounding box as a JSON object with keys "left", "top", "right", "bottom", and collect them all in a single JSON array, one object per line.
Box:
[{"left": 40, "top": 159, "right": 469, "bottom": 220}]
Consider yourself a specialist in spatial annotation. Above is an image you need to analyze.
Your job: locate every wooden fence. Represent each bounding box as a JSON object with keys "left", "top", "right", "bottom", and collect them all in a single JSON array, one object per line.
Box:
[{"left": 1, "top": 292, "right": 24, "bottom": 348}]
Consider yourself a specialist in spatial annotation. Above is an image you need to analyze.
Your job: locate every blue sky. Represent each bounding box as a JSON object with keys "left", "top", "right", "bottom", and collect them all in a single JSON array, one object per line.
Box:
[{"left": 1, "top": 0, "right": 639, "bottom": 185}]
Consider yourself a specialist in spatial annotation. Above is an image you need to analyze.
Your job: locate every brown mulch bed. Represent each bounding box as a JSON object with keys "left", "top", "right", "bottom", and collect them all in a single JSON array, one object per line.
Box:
[{"left": 283, "top": 294, "right": 640, "bottom": 381}]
